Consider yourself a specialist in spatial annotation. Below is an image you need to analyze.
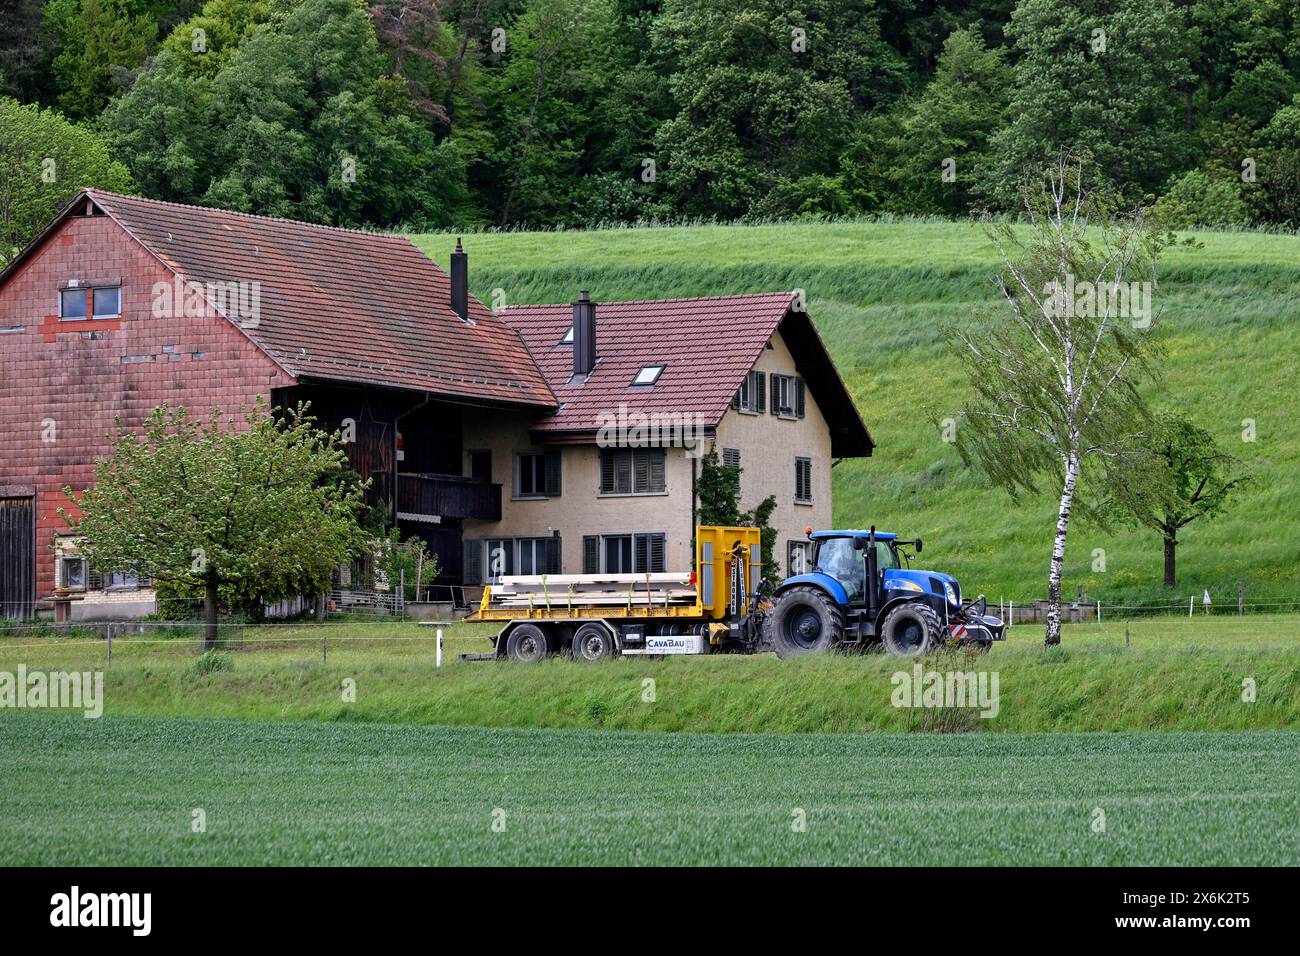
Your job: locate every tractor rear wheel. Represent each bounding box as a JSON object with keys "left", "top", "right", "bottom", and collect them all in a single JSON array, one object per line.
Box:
[
  {"left": 880, "top": 602, "right": 942, "bottom": 656},
  {"left": 572, "top": 623, "right": 616, "bottom": 662},
  {"left": 505, "top": 624, "right": 549, "bottom": 663},
  {"left": 768, "top": 586, "right": 844, "bottom": 659}
]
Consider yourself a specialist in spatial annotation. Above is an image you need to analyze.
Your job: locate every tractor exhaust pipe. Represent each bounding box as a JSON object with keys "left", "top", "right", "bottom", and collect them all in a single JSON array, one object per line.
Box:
[{"left": 865, "top": 526, "right": 879, "bottom": 619}]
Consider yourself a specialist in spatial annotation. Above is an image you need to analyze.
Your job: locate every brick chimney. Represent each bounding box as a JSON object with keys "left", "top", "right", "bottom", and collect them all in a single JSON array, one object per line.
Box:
[
  {"left": 450, "top": 238, "right": 468, "bottom": 321},
  {"left": 572, "top": 290, "right": 596, "bottom": 379}
]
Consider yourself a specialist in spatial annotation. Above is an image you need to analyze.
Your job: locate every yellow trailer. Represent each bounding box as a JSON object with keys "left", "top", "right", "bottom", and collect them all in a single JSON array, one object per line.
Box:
[{"left": 469, "top": 526, "right": 766, "bottom": 662}]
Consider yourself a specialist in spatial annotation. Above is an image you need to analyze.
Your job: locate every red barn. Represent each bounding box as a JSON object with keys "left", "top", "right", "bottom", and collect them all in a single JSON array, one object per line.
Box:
[{"left": 0, "top": 190, "right": 554, "bottom": 618}]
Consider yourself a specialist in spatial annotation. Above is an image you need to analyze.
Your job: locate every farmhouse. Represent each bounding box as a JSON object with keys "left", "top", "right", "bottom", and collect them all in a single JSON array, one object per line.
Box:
[{"left": 0, "top": 190, "right": 871, "bottom": 619}]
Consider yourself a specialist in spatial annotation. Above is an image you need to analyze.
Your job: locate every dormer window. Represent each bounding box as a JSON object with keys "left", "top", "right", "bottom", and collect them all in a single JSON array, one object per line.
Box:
[{"left": 632, "top": 365, "right": 664, "bottom": 386}]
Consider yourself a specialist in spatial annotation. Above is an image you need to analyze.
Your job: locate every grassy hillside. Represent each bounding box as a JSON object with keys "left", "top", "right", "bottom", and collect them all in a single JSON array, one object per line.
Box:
[
  {"left": 411, "top": 222, "right": 1300, "bottom": 607},
  {"left": 3, "top": 713, "right": 1296, "bottom": 865}
]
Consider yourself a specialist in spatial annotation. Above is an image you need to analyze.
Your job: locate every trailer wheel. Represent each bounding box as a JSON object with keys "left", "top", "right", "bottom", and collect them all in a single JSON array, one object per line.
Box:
[
  {"left": 572, "top": 623, "right": 615, "bottom": 663},
  {"left": 768, "top": 586, "right": 844, "bottom": 658},
  {"left": 880, "top": 602, "right": 941, "bottom": 656},
  {"left": 505, "top": 624, "right": 549, "bottom": 663}
]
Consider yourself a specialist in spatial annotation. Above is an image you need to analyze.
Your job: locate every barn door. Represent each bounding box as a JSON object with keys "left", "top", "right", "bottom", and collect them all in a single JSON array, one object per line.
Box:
[{"left": 0, "top": 497, "right": 36, "bottom": 620}]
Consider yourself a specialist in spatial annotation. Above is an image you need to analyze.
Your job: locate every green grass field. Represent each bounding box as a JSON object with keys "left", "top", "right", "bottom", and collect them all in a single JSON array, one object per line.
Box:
[
  {"left": 2, "top": 615, "right": 1297, "bottom": 734},
  {"left": 410, "top": 221, "right": 1300, "bottom": 608},
  {"left": 2, "top": 712, "right": 1296, "bottom": 865}
]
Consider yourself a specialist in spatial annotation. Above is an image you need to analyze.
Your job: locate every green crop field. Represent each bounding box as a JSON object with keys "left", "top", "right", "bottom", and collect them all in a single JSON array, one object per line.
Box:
[
  {"left": 1, "top": 712, "right": 1296, "bottom": 866},
  {"left": 411, "top": 221, "right": 1300, "bottom": 609}
]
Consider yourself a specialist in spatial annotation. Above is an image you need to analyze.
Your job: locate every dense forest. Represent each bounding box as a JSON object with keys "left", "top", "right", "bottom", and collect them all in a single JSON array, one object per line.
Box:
[{"left": 2, "top": 0, "right": 1299, "bottom": 255}]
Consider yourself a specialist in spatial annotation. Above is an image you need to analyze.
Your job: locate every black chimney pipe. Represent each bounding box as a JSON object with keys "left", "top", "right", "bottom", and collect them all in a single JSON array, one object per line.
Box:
[
  {"left": 450, "top": 238, "right": 468, "bottom": 321},
  {"left": 572, "top": 290, "right": 596, "bottom": 378}
]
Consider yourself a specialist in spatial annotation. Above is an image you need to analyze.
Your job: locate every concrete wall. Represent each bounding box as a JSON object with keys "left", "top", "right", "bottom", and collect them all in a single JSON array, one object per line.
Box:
[
  {"left": 713, "top": 330, "right": 833, "bottom": 577},
  {"left": 461, "top": 407, "right": 695, "bottom": 575},
  {"left": 462, "top": 329, "right": 837, "bottom": 579}
]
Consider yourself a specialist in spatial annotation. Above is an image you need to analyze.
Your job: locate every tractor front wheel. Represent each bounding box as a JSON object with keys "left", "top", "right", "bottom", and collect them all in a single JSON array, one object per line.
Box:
[
  {"left": 880, "top": 602, "right": 942, "bottom": 656},
  {"left": 767, "top": 586, "right": 844, "bottom": 659}
]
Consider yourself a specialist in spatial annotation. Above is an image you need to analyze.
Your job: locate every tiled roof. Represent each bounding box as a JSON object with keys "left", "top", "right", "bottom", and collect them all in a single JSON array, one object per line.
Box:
[
  {"left": 81, "top": 190, "right": 556, "bottom": 408},
  {"left": 500, "top": 293, "right": 874, "bottom": 456}
]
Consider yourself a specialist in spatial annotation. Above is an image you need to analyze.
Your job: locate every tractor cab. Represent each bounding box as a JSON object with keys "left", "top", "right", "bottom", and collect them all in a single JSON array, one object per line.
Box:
[{"left": 765, "top": 527, "right": 1006, "bottom": 657}]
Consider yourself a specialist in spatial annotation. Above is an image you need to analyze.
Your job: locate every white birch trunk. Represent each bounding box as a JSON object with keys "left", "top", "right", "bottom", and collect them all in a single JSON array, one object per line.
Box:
[{"left": 1045, "top": 452, "right": 1080, "bottom": 646}]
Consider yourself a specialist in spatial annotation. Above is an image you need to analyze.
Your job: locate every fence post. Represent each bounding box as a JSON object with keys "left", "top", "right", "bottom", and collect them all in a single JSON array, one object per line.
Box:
[
  {"left": 322, "top": 629, "right": 327, "bottom": 666},
  {"left": 1189, "top": 595, "right": 1194, "bottom": 617},
  {"left": 1237, "top": 581, "right": 1244, "bottom": 616},
  {"left": 1008, "top": 602, "right": 1013, "bottom": 628},
  {"left": 106, "top": 622, "right": 112, "bottom": 668},
  {"left": 1096, "top": 599, "right": 1101, "bottom": 624},
  {"left": 436, "top": 628, "right": 443, "bottom": 668}
]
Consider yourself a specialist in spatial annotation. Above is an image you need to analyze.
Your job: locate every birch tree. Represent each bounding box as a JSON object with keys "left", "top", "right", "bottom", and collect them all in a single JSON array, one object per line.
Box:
[{"left": 945, "top": 153, "right": 1167, "bottom": 645}]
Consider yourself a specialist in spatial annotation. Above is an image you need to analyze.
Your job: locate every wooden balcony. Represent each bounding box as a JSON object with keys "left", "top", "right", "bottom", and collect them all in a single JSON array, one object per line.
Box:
[{"left": 395, "top": 472, "right": 501, "bottom": 522}]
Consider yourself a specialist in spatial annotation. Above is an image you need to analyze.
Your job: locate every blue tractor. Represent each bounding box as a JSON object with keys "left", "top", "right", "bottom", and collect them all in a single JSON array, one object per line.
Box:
[{"left": 763, "top": 528, "right": 1006, "bottom": 657}]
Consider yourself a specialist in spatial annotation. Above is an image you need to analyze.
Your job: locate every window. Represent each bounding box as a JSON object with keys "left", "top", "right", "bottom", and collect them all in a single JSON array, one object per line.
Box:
[
  {"left": 106, "top": 571, "right": 140, "bottom": 590},
  {"left": 599, "top": 448, "right": 666, "bottom": 495},
  {"left": 795, "top": 457, "right": 812, "bottom": 503},
  {"left": 561, "top": 326, "right": 574, "bottom": 344},
  {"left": 787, "top": 540, "right": 812, "bottom": 577},
  {"left": 814, "top": 536, "right": 865, "bottom": 605},
  {"left": 583, "top": 533, "right": 666, "bottom": 573},
  {"left": 93, "top": 287, "right": 121, "bottom": 318},
  {"left": 770, "top": 375, "right": 805, "bottom": 418},
  {"left": 59, "top": 288, "right": 87, "bottom": 320},
  {"left": 517, "top": 538, "right": 550, "bottom": 575},
  {"left": 485, "top": 539, "right": 514, "bottom": 581},
  {"left": 722, "top": 447, "right": 740, "bottom": 469},
  {"left": 632, "top": 365, "right": 664, "bottom": 386},
  {"left": 515, "top": 450, "right": 561, "bottom": 498},
  {"left": 468, "top": 450, "right": 492, "bottom": 483},
  {"left": 732, "top": 370, "right": 766, "bottom": 414},
  {"left": 59, "top": 556, "right": 87, "bottom": 591},
  {"left": 603, "top": 535, "right": 633, "bottom": 573},
  {"left": 480, "top": 536, "right": 560, "bottom": 582}
]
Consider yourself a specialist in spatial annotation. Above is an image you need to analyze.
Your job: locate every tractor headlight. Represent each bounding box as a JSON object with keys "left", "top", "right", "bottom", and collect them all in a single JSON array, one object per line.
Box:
[{"left": 944, "top": 582, "right": 959, "bottom": 606}]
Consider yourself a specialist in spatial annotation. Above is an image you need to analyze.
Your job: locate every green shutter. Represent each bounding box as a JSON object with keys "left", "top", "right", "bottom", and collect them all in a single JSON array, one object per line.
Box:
[
  {"left": 463, "top": 539, "right": 482, "bottom": 585},
  {"left": 755, "top": 372, "right": 766, "bottom": 413},
  {"left": 795, "top": 378, "right": 805, "bottom": 418},
  {"left": 545, "top": 535, "right": 562, "bottom": 574},
  {"left": 583, "top": 536, "right": 599, "bottom": 573}
]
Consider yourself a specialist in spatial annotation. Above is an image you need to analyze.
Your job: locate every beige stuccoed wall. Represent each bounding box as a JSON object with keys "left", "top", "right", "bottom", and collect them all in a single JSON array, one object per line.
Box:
[
  {"left": 461, "top": 329, "right": 838, "bottom": 579},
  {"left": 461, "top": 407, "right": 695, "bottom": 574},
  {"left": 713, "top": 330, "right": 833, "bottom": 577}
]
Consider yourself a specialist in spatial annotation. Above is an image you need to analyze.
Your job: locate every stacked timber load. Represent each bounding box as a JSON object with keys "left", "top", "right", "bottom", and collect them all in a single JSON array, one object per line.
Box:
[{"left": 488, "top": 573, "right": 696, "bottom": 611}]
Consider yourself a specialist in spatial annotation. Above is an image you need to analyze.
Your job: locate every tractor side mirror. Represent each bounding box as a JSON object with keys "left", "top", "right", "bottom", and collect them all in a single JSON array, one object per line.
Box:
[
  {"left": 914, "top": 538, "right": 923, "bottom": 553},
  {"left": 853, "top": 536, "right": 867, "bottom": 551}
]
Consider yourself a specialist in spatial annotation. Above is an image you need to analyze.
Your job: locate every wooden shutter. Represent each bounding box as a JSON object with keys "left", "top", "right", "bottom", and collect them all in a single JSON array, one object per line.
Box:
[
  {"left": 771, "top": 374, "right": 780, "bottom": 415},
  {"left": 545, "top": 535, "right": 562, "bottom": 574},
  {"left": 648, "top": 449, "right": 666, "bottom": 492},
  {"left": 633, "top": 450, "right": 650, "bottom": 493},
  {"left": 754, "top": 372, "right": 766, "bottom": 413},
  {"left": 543, "top": 449, "right": 562, "bottom": 497},
  {"left": 87, "top": 565, "right": 103, "bottom": 591},
  {"left": 599, "top": 450, "right": 615, "bottom": 493},
  {"left": 722, "top": 447, "right": 740, "bottom": 469},
  {"left": 463, "top": 539, "right": 482, "bottom": 585},
  {"left": 650, "top": 534, "right": 666, "bottom": 572},
  {"left": 583, "top": 535, "right": 599, "bottom": 573},
  {"left": 795, "top": 378, "right": 806, "bottom": 419}
]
